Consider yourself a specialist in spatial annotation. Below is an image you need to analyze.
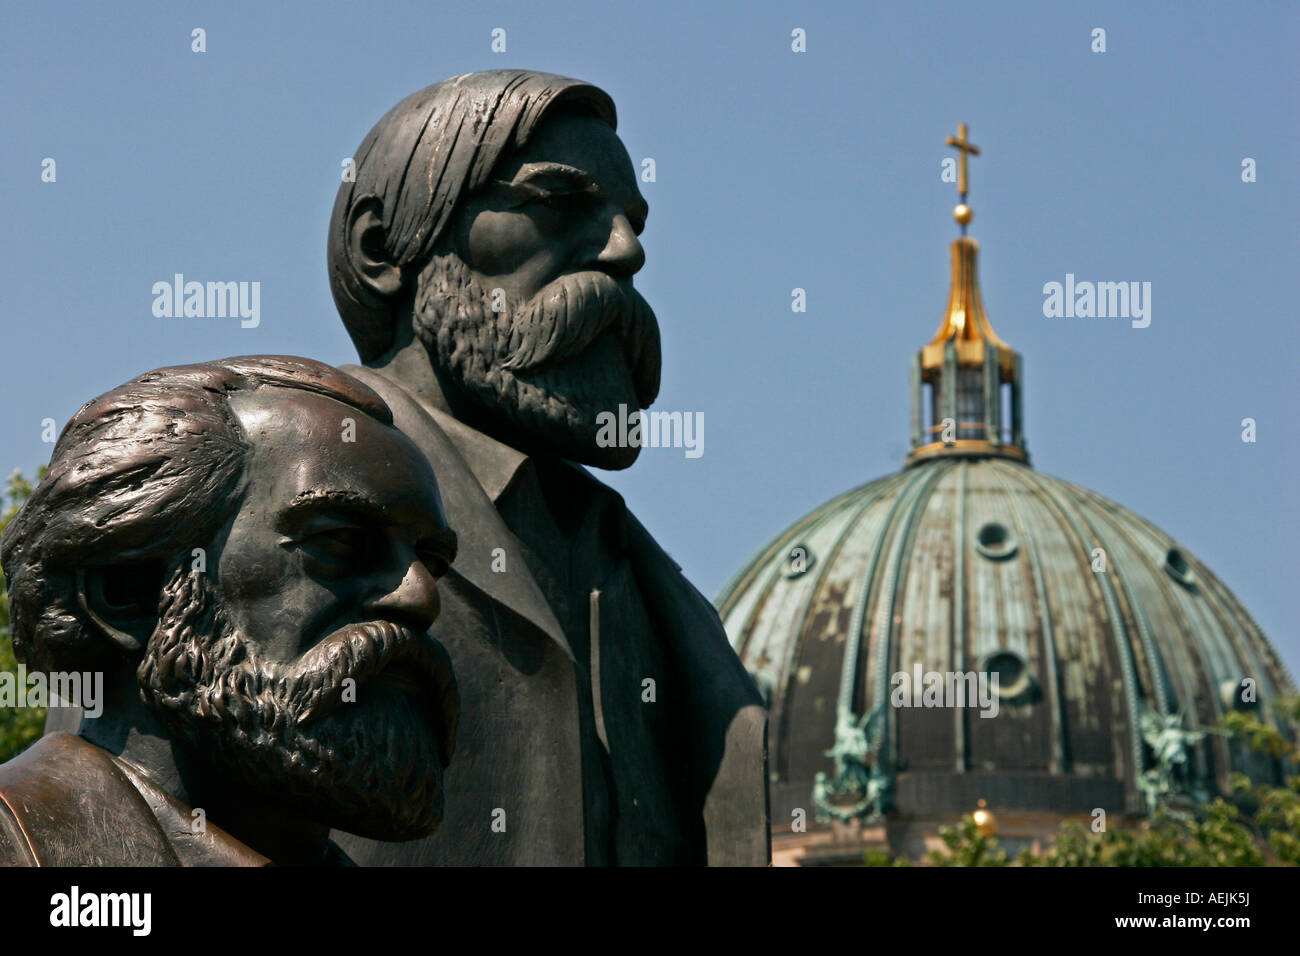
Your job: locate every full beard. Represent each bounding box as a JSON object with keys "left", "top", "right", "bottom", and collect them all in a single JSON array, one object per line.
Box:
[
  {"left": 137, "top": 569, "right": 456, "bottom": 842},
  {"left": 412, "top": 251, "right": 662, "bottom": 469}
]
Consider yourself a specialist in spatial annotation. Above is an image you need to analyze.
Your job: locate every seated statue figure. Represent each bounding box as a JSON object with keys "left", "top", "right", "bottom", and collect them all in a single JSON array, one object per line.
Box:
[{"left": 0, "top": 355, "right": 460, "bottom": 866}]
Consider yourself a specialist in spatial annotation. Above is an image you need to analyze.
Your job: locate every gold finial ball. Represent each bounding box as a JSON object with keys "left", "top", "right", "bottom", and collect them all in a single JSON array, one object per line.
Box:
[
  {"left": 972, "top": 799, "right": 998, "bottom": 837},
  {"left": 954, "top": 203, "right": 973, "bottom": 226}
]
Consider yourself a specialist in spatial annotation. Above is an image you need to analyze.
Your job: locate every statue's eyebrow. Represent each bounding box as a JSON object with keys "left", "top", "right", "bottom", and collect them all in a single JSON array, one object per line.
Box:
[
  {"left": 280, "top": 488, "right": 383, "bottom": 525},
  {"left": 502, "top": 162, "right": 598, "bottom": 190}
]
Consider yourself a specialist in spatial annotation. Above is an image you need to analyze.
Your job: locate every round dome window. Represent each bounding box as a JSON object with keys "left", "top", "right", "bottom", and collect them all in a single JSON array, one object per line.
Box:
[
  {"left": 984, "top": 650, "right": 1033, "bottom": 699},
  {"left": 1163, "top": 547, "right": 1197, "bottom": 588},
  {"left": 975, "top": 521, "right": 1018, "bottom": 560}
]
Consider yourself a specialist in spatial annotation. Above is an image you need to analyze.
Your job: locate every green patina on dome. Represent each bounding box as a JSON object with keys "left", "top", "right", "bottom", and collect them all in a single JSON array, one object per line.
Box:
[{"left": 716, "top": 456, "right": 1295, "bottom": 824}]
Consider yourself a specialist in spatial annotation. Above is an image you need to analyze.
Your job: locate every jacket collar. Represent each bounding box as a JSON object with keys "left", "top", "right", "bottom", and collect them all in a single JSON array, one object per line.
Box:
[{"left": 427, "top": 400, "right": 531, "bottom": 504}]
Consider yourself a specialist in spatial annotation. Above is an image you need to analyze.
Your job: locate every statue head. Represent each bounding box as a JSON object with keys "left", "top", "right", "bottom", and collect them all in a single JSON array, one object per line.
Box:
[
  {"left": 1, "top": 356, "right": 459, "bottom": 844},
  {"left": 328, "top": 70, "right": 660, "bottom": 469}
]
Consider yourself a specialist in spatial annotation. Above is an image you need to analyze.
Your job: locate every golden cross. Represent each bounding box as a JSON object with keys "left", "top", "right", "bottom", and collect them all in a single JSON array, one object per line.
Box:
[{"left": 945, "top": 123, "right": 980, "bottom": 198}]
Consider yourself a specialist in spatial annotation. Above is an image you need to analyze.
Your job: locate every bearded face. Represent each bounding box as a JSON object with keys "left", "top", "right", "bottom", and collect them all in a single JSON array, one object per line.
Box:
[
  {"left": 137, "top": 568, "right": 458, "bottom": 842},
  {"left": 412, "top": 250, "right": 662, "bottom": 469}
]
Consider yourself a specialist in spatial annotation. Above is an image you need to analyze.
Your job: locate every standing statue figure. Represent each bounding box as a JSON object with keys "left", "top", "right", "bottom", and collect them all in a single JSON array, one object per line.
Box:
[
  {"left": 814, "top": 703, "right": 890, "bottom": 824},
  {"left": 1137, "top": 705, "right": 1211, "bottom": 814},
  {"left": 327, "top": 69, "right": 768, "bottom": 865}
]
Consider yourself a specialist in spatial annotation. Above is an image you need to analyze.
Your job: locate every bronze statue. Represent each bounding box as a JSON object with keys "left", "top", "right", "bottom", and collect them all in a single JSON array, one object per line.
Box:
[
  {"left": 327, "top": 70, "right": 768, "bottom": 865},
  {"left": 0, "top": 356, "right": 459, "bottom": 865}
]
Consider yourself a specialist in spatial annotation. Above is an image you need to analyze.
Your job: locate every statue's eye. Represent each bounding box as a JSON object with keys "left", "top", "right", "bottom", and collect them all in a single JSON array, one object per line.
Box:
[
  {"left": 530, "top": 190, "right": 587, "bottom": 213},
  {"left": 300, "top": 526, "right": 366, "bottom": 562},
  {"left": 493, "top": 171, "right": 599, "bottom": 214}
]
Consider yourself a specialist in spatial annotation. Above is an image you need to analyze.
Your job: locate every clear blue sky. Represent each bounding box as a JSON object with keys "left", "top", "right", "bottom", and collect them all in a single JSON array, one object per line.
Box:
[{"left": 2, "top": 1, "right": 1296, "bottom": 672}]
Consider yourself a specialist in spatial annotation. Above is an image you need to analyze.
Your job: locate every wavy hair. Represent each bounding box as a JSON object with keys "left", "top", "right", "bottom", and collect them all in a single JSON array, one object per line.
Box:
[{"left": 0, "top": 356, "right": 391, "bottom": 673}]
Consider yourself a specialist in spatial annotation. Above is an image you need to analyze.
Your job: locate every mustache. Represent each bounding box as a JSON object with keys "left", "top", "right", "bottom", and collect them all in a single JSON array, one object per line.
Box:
[
  {"left": 287, "top": 619, "right": 459, "bottom": 766},
  {"left": 500, "top": 270, "right": 662, "bottom": 406}
]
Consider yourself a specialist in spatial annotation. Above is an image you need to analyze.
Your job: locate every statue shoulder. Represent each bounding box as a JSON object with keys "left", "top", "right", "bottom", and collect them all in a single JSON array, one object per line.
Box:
[{"left": 0, "top": 733, "right": 179, "bottom": 865}]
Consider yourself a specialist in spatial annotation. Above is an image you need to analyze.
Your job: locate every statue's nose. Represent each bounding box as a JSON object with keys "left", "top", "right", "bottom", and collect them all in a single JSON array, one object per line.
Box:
[
  {"left": 595, "top": 213, "right": 645, "bottom": 278},
  {"left": 365, "top": 557, "right": 441, "bottom": 632}
]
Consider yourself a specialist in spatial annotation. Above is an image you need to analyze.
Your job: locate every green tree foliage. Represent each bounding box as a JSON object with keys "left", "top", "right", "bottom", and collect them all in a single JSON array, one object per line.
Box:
[
  {"left": 926, "top": 817, "right": 1010, "bottom": 867},
  {"left": 0, "top": 469, "right": 46, "bottom": 762},
  {"left": 861, "top": 847, "right": 910, "bottom": 867},
  {"left": 1022, "top": 801, "right": 1266, "bottom": 867},
  {"left": 1221, "top": 695, "right": 1300, "bottom": 866}
]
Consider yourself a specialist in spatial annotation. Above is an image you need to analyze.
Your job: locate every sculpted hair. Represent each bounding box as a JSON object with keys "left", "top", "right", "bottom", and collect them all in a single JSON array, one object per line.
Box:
[
  {"left": 0, "top": 356, "right": 392, "bottom": 674},
  {"left": 327, "top": 69, "right": 617, "bottom": 363}
]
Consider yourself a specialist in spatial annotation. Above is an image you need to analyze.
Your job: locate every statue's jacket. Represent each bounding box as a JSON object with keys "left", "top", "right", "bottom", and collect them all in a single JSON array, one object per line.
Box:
[
  {"left": 0, "top": 733, "right": 270, "bottom": 866},
  {"left": 336, "top": 365, "right": 770, "bottom": 866}
]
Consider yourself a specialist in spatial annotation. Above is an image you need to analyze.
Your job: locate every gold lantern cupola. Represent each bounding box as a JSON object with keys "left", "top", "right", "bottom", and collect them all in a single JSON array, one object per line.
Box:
[{"left": 906, "top": 124, "right": 1029, "bottom": 468}]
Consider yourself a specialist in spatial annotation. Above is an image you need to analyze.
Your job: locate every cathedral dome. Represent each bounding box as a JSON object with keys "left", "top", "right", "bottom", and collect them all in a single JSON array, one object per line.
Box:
[
  {"left": 716, "top": 126, "right": 1294, "bottom": 857},
  {"left": 717, "top": 455, "right": 1293, "bottom": 825}
]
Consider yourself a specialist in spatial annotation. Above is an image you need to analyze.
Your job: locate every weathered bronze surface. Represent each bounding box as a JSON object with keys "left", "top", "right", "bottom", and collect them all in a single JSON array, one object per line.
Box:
[
  {"left": 0, "top": 356, "right": 460, "bottom": 865},
  {"left": 326, "top": 69, "right": 769, "bottom": 865},
  {"left": 14, "top": 71, "right": 769, "bottom": 866}
]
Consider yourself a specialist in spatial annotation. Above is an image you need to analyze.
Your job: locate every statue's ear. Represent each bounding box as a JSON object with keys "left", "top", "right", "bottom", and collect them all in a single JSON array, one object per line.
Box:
[
  {"left": 75, "top": 565, "right": 162, "bottom": 655},
  {"left": 347, "top": 195, "right": 403, "bottom": 297}
]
